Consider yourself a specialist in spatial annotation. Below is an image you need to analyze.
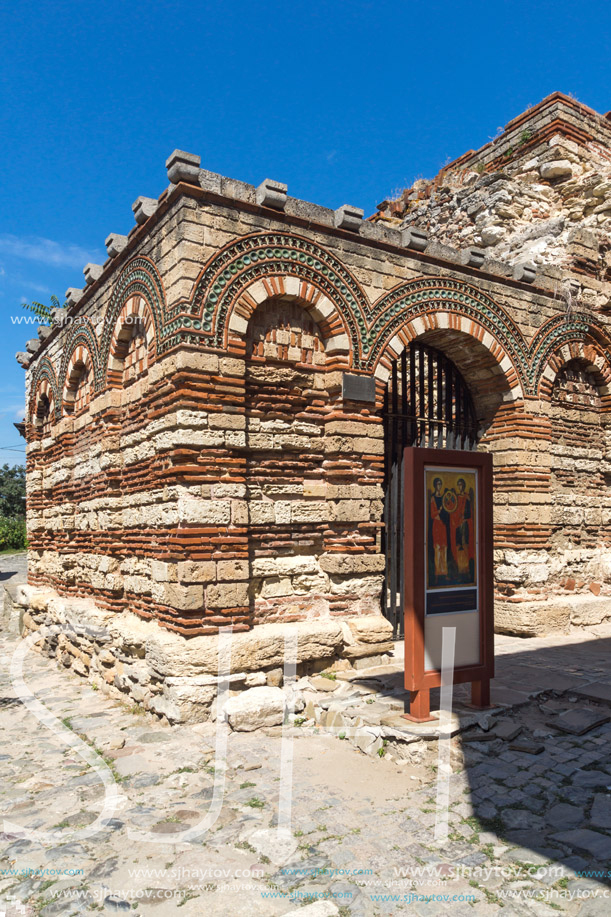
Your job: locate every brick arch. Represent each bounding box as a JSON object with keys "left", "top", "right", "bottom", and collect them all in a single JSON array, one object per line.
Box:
[
  {"left": 366, "top": 277, "right": 529, "bottom": 392},
  {"left": 373, "top": 309, "right": 524, "bottom": 416},
  {"left": 529, "top": 313, "right": 611, "bottom": 397},
  {"left": 246, "top": 295, "right": 327, "bottom": 364},
  {"left": 106, "top": 294, "right": 156, "bottom": 387},
  {"left": 183, "top": 231, "right": 365, "bottom": 363},
  {"left": 538, "top": 339, "right": 611, "bottom": 410},
  {"left": 536, "top": 335, "right": 611, "bottom": 405},
  {"left": 58, "top": 320, "right": 100, "bottom": 411},
  {"left": 98, "top": 257, "right": 164, "bottom": 389},
  {"left": 227, "top": 280, "right": 350, "bottom": 362},
  {"left": 62, "top": 344, "right": 93, "bottom": 415},
  {"left": 30, "top": 378, "right": 54, "bottom": 439},
  {"left": 545, "top": 337, "right": 611, "bottom": 562},
  {"left": 28, "top": 358, "right": 60, "bottom": 426}
]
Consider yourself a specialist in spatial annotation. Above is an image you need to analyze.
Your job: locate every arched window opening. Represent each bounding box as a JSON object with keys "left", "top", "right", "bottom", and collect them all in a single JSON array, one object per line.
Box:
[
  {"left": 109, "top": 316, "right": 149, "bottom": 386},
  {"left": 36, "top": 392, "right": 52, "bottom": 436},
  {"left": 383, "top": 342, "right": 479, "bottom": 454},
  {"left": 64, "top": 361, "right": 92, "bottom": 415}
]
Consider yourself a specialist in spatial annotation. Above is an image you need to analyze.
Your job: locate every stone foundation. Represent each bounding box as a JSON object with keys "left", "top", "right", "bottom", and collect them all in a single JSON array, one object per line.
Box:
[
  {"left": 495, "top": 594, "right": 611, "bottom": 636},
  {"left": 4, "top": 584, "right": 393, "bottom": 724}
]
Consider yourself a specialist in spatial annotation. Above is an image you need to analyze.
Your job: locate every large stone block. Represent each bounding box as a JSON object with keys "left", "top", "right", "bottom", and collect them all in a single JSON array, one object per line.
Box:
[
  {"left": 222, "top": 686, "right": 285, "bottom": 731},
  {"left": 177, "top": 561, "right": 217, "bottom": 584},
  {"left": 344, "top": 614, "right": 394, "bottom": 645},
  {"left": 330, "top": 574, "right": 382, "bottom": 596},
  {"left": 159, "top": 584, "right": 204, "bottom": 612},
  {"left": 2, "top": 585, "right": 24, "bottom": 634},
  {"left": 205, "top": 582, "right": 249, "bottom": 609},
  {"left": 248, "top": 503, "right": 275, "bottom": 525},
  {"left": 147, "top": 618, "right": 344, "bottom": 676},
  {"left": 330, "top": 500, "right": 371, "bottom": 523},
  {"left": 341, "top": 620, "right": 394, "bottom": 657},
  {"left": 231, "top": 500, "right": 248, "bottom": 525},
  {"left": 252, "top": 556, "right": 319, "bottom": 577},
  {"left": 216, "top": 559, "right": 249, "bottom": 581},
  {"left": 320, "top": 554, "right": 385, "bottom": 574},
  {"left": 540, "top": 160, "right": 573, "bottom": 180},
  {"left": 150, "top": 560, "right": 176, "bottom": 583},
  {"left": 260, "top": 577, "right": 293, "bottom": 598},
  {"left": 495, "top": 595, "right": 611, "bottom": 635},
  {"left": 164, "top": 684, "right": 217, "bottom": 723},
  {"left": 178, "top": 496, "right": 231, "bottom": 525},
  {"left": 208, "top": 413, "right": 246, "bottom": 430},
  {"left": 290, "top": 502, "right": 330, "bottom": 523},
  {"left": 325, "top": 420, "right": 381, "bottom": 437}
]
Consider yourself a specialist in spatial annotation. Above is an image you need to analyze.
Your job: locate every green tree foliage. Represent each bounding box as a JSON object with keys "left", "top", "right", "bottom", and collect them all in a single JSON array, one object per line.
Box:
[
  {"left": 21, "top": 294, "right": 65, "bottom": 326},
  {"left": 0, "top": 465, "right": 27, "bottom": 551},
  {"left": 0, "top": 517, "right": 27, "bottom": 551},
  {"left": 0, "top": 464, "right": 25, "bottom": 516}
]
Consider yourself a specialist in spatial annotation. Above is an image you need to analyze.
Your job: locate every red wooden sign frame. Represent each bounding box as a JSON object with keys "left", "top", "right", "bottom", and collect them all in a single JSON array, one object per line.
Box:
[{"left": 402, "top": 447, "right": 494, "bottom": 722}]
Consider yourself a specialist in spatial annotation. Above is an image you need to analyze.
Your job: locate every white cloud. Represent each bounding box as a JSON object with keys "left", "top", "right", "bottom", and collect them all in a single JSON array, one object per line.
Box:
[
  {"left": 22, "top": 281, "right": 52, "bottom": 296},
  {"left": 0, "top": 234, "right": 102, "bottom": 270},
  {"left": 0, "top": 402, "right": 26, "bottom": 420}
]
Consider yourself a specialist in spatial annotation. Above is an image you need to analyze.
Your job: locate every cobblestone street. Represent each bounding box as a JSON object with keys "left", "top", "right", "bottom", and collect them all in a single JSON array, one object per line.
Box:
[{"left": 0, "top": 555, "right": 610, "bottom": 916}]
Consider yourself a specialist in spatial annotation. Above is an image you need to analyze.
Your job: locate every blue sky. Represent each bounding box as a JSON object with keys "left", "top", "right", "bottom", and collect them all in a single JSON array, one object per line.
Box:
[{"left": 1, "top": 0, "right": 610, "bottom": 465}]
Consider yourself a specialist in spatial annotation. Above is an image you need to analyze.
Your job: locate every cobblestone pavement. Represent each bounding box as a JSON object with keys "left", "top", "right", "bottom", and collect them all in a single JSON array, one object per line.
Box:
[{"left": 0, "top": 558, "right": 610, "bottom": 916}]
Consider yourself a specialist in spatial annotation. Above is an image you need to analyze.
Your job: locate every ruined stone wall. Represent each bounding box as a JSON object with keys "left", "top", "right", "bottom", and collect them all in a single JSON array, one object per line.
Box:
[
  {"left": 375, "top": 94, "right": 611, "bottom": 306},
  {"left": 21, "top": 151, "right": 611, "bottom": 640}
]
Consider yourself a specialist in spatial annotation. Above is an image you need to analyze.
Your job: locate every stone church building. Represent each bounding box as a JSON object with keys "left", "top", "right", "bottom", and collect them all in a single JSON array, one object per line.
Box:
[{"left": 14, "top": 92, "right": 611, "bottom": 721}]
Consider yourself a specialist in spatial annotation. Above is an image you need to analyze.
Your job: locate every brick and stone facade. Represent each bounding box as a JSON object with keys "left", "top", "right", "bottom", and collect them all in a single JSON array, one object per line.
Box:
[{"left": 14, "top": 93, "right": 611, "bottom": 721}]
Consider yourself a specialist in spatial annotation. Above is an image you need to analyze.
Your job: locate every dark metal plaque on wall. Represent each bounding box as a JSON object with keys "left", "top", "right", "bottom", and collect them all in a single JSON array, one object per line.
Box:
[{"left": 342, "top": 373, "right": 376, "bottom": 403}]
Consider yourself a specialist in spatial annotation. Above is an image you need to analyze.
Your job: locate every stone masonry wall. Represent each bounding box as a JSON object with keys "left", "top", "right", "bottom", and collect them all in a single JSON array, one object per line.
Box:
[
  {"left": 245, "top": 297, "right": 384, "bottom": 624},
  {"left": 19, "top": 134, "right": 611, "bottom": 640}
]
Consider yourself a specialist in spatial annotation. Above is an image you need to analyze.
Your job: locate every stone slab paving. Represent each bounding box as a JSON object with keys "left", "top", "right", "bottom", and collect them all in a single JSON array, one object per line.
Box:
[
  {"left": 0, "top": 563, "right": 610, "bottom": 915},
  {"left": 0, "top": 553, "right": 27, "bottom": 586}
]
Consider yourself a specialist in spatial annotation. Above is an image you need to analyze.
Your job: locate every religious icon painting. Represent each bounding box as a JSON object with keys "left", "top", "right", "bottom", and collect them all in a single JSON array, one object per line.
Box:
[
  {"left": 425, "top": 467, "right": 478, "bottom": 615},
  {"left": 403, "top": 448, "right": 494, "bottom": 713}
]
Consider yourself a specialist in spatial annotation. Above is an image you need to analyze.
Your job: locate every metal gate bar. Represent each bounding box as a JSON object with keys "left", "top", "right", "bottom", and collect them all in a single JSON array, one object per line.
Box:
[{"left": 382, "top": 342, "right": 479, "bottom": 636}]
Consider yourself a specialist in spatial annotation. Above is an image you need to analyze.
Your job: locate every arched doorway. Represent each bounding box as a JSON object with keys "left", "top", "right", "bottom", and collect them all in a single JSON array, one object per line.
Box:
[{"left": 382, "top": 341, "right": 479, "bottom": 635}]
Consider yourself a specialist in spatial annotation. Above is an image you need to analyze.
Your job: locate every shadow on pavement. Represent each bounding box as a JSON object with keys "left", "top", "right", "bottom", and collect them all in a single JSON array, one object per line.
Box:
[{"left": 349, "top": 633, "right": 611, "bottom": 882}]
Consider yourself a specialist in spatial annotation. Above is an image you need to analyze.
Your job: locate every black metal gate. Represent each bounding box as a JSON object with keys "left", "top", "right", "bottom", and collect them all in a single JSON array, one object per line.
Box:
[{"left": 382, "top": 341, "right": 479, "bottom": 636}]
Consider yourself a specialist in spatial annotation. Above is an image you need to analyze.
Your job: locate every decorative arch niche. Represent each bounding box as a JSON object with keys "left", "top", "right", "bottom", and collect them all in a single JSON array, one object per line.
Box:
[
  {"left": 34, "top": 385, "right": 53, "bottom": 437},
  {"left": 244, "top": 295, "right": 331, "bottom": 624},
  {"left": 548, "top": 353, "right": 609, "bottom": 569},
  {"left": 107, "top": 295, "right": 154, "bottom": 387},
  {"left": 63, "top": 347, "right": 93, "bottom": 415},
  {"left": 552, "top": 359, "right": 602, "bottom": 410}
]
